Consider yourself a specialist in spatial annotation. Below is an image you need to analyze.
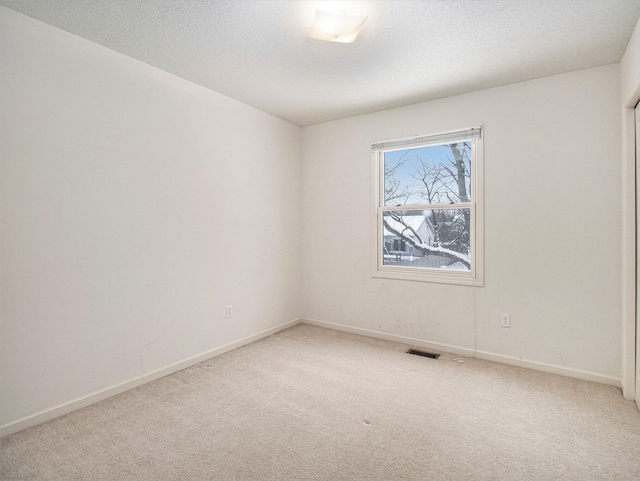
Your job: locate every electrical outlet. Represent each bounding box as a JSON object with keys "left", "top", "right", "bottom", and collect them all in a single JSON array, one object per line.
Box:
[
  {"left": 500, "top": 313, "right": 511, "bottom": 328},
  {"left": 226, "top": 305, "right": 232, "bottom": 319}
]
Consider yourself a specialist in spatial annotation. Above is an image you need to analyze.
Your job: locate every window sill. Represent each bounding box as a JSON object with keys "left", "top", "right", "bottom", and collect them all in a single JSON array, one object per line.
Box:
[{"left": 372, "top": 266, "right": 484, "bottom": 286}]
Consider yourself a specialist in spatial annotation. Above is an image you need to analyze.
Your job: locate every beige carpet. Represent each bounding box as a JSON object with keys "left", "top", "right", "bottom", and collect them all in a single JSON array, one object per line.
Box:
[{"left": 2, "top": 324, "right": 640, "bottom": 480}]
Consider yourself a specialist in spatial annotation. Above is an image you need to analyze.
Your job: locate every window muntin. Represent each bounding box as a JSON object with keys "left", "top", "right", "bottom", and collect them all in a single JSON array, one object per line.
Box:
[{"left": 372, "top": 127, "right": 483, "bottom": 285}]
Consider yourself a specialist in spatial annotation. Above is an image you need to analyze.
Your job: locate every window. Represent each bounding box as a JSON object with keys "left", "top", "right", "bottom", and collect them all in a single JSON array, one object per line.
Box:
[{"left": 371, "top": 126, "right": 483, "bottom": 286}]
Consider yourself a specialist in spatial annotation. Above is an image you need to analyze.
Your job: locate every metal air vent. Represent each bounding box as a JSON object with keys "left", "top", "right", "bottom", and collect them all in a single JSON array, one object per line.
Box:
[{"left": 407, "top": 349, "right": 440, "bottom": 359}]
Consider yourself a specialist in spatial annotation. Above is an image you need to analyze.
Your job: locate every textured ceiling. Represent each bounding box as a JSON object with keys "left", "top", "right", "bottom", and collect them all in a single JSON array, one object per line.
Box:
[{"left": 2, "top": 0, "right": 640, "bottom": 126}]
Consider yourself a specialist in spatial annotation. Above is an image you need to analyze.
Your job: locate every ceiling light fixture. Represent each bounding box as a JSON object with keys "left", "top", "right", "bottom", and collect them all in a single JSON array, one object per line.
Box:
[{"left": 308, "top": 9, "right": 368, "bottom": 44}]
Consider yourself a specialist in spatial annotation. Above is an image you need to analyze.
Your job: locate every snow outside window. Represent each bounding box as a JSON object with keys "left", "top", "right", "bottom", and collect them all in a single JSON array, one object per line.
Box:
[{"left": 371, "top": 127, "right": 483, "bottom": 286}]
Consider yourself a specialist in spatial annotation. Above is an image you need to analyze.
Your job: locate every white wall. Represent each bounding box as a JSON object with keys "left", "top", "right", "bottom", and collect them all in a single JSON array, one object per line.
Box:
[
  {"left": 0, "top": 3, "right": 630, "bottom": 435},
  {"left": 621, "top": 16, "right": 640, "bottom": 106},
  {"left": 0, "top": 7, "right": 302, "bottom": 429},
  {"left": 302, "top": 65, "right": 622, "bottom": 381}
]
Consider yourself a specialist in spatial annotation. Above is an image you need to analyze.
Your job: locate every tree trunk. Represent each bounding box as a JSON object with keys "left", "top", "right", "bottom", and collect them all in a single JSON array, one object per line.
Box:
[{"left": 450, "top": 143, "right": 470, "bottom": 236}]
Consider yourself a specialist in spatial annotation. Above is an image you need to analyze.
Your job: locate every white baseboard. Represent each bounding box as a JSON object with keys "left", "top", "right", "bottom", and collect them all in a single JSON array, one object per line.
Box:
[
  {"left": 301, "top": 318, "right": 622, "bottom": 388},
  {"left": 0, "top": 319, "right": 301, "bottom": 438},
  {"left": 301, "top": 318, "right": 476, "bottom": 356},
  {"left": 3, "top": 317, "right": 623, "bottom": 438},
  {"left": 472, "top": 350, "right": 621, "bottom": 387}
]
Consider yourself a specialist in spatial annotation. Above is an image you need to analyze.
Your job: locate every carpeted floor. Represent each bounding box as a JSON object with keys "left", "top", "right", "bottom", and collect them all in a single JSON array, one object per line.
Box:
[{"left": 2, "top": 324, "right": 640, "bottom": 480}]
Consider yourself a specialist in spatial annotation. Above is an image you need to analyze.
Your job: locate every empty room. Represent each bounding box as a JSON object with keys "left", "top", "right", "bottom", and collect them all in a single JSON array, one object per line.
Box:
[{"left": 2, "top": 1, "right": 640, "bottom": 479}]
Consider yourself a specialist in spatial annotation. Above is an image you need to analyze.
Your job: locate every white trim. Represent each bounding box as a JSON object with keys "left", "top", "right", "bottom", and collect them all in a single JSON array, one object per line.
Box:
[
  {"left": 301, "top": 318, "right": 475, "bottom": 356},
  {"left": 381, "top": 203, "right": 473, "bottom": 212},
  {"left": 0, "top": 319, "right": 301, "bottom": 438},
  {"left": 624, "top": 80, "right": 640, "bottom": 109},
  {"left": 4, "top": 316, "right": 623, "bottom": 438},
  {"left": 372, "top": 263, "right": 483, "bottom": 286},
  {"left": 473, "top": 351, "right": 621, "bottom": 388},
  {"left": 621, "top": 97, "right": 638, "bottom": 401},
  {"left": 301, "top": 318, "right": 622, "bottom": 388},
  {"left": 621, "top": 39, "right": 640, "bottom": 402},
  {"left": 372, "top": 126, "right": 482, "bottom": 152},
  {"left": 371, "top": 127, "right": 484, "bottom": 286}
]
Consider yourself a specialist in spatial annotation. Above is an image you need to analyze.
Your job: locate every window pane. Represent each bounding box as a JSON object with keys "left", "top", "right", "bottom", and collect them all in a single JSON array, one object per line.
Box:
[
  {"left": 383, "top": 142, "right": 472, "bottom": 206},
  {"left": 382, "top": 209, "right": 470, "bottom": 271}
]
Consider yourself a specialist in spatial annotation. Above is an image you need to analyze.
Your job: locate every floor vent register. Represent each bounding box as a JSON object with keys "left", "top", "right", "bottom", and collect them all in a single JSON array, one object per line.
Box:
[{"left": 407, "top": 349, "right": 440, "bottom": 359}]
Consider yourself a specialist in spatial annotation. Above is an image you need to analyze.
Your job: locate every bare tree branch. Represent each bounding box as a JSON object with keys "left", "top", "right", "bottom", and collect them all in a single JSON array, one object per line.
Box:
[{"left": 383, "top": 218, "right": 471, "bottom": 268}]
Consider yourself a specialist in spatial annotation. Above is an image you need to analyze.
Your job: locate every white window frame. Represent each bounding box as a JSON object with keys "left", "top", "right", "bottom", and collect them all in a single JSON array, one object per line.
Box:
[{"left": 371, "top": 126, "right": 484, "bottom": 286}]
